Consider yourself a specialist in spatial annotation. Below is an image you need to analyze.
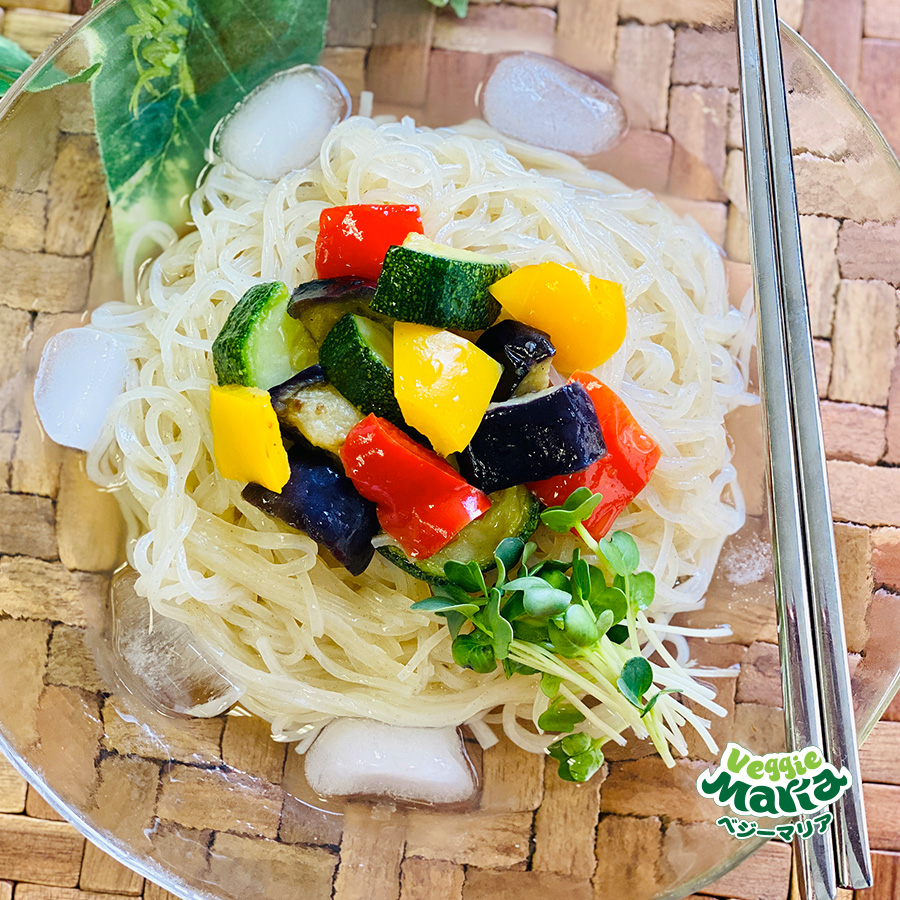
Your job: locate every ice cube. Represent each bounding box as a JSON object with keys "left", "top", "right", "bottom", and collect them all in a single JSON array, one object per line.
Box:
[
  {"left": 480, "top": 53, "right": 627, "bottom": 157},
  {"left": 304, "top": 719, "right": 476, "bottom": 804},
  {"left": 33, "top": 327, "right": 128, "bottom": 452},
  {"left": 110, "top": 568, "right": 242, "bottom": 718},
  {"left": 218, "top": 65, "right": 350, "bottom": 181}
]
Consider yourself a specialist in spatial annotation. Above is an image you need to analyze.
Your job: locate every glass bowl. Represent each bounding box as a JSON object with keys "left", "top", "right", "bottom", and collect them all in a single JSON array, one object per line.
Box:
[{"left": 0, "top": 2, "right": 898, "bottom": 899}]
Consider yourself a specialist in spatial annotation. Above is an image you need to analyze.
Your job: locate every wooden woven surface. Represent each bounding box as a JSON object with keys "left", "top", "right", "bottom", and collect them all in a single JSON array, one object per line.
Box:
[{"left": 0, "top": 0, "right": 899, "bottom": 899}]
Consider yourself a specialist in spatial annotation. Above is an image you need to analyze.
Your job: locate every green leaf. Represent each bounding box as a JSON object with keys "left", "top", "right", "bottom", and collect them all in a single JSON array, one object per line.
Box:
[
  {"left": 589, "top": 584, "right": 628, "bottom": 623},
  {"left": 500, "top": 591, "right": 525, "bottom": 622},
  {"left": 512, "top": 617, "right": 549, "bottom": 643},
  {"left": 540, "top": 488, "right": 604, "bottom": 533},
  {"left": 523, "top": 586, "right": 572, "bottom": 619},
  {"left": 538, "top": 697, "right": 586, "bottom": 733},
  {"left": 89, "top": 0, "right": 330, "bottom": 260},
  {"left": 572, "top": 557, "right": 591, "bottom": 605},
  {"left": 607, "top": 623, "right": 629, "bottom": 645},
  {"left": 562, "top": 604, "right": 599, "bottom": 647},
  {"left": 432, "top": 582, "right": 481, "bottom": 605},
  {"left": 411, "top": 597, "right": 480, "bottom": 616},
  {"left": 520, "top": 541, "right": 537, "bottom": 571},
  {"left": 617, "top": 656, "right": 654, "bottom": 710},
  {"left": 548, "top": 620, "right": 582, "bottom": 658},
  {"left": 547, "top": 732, "right": 605, "bottom": 782},
  {"left": 640, "top": 688, "right": 676, "bottom": 718},
  {"left": 609, "top": 531, "right": 640, "bottom": 574},
  {"left": 501, "top": 657, "right": 536, "bottom": 677},
  {"left": 503, "top": 576, "right": 553, "bottom": 593},
  {"left": 441, "top": 609, "right": 467, "bottom": 640},
  {"left": 630, "top": 571, "right": 656, "bottom": 610},
  {"left": 494, "top": 537, "right": 524, "bottom": 585},
  {"left": 447, "top": 0, "right": 469, "bottom": 16},
  {"left": 594, "top": 608, "right": 615, "bottom": 637},
  {"left": 599, "top": 538, "right": 627, "bottom": 577},
  {"left": 452, "top": 630, "right": 496, "bottom": 674},
  {"left": 486, "top": 590, "right": 513, "bottom": 660},
  {"left": 540, "top": 673, "right": 561, "bottom": 698},
  {"left": 443, "top": 560, "right": 484, "bottom": 594}
]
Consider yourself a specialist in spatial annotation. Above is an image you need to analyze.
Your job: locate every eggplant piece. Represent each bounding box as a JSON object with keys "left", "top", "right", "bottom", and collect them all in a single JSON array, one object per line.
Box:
[
  {"left": 288, "top": 278, "right": 378, "bottom": 343},
  {"left": 243, "top": 444, "right": 378, "bottom": 575},
  {"left": 476, "top": 320, "right": 557, "bottom": 401},
  {"left": 458, "top": 383, "right": 606, "bottom": 493},
  {"left": 269, "top": 364, "right": 327, "bottom": 412}
]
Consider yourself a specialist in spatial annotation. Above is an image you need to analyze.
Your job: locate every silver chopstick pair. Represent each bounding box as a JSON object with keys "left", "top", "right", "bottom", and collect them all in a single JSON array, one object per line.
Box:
[{"left": 734, "top": 0, "right": 872, "bottom": 897}]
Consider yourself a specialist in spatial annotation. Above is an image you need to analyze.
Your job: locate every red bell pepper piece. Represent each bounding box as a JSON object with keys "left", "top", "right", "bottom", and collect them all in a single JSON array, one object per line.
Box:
[
  {"left": 341, "top": 415, "right": 491, "bottom": 559},
  {"left": 316, "top": 204, "right": 424, "bottom": 280},
  {"left": 528, "top": 372, "right": 661, "bottom": 539}
]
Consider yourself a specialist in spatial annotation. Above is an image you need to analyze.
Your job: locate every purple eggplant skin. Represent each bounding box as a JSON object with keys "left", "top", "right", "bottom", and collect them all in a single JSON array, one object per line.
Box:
[
  {"left": 287, "top": 277, "right": 376, "bottom": 318},
  {"left": 476, "top": 320, "right": 557, "bottom": 401},
  {"left": 458, "top": 382, "right": 607, "bottom": 493},
  {"left": 242, "top": 443, "right": 378, "bottom": 576},
  {"left": 269, "top": 365, "right": 327, "bottom": 416}
]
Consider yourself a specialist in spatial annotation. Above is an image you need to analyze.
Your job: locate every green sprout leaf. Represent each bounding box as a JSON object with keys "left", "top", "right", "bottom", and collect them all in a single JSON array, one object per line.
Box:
[
  {"left": 540, "top": 488, "right": 604, "bottom": 534},
  {"left": 640, "top": 688, "right": 677, "bottom": 718},
  {"left": 630, "top": 571, "right": 656, "bottom": 611},
  {"left": 523, "top": 586, "right": 572, "bottom": 619},
  {"left": 502, "top": 658, "right": 537, "bottom": 678},
  {"left": 609, "top": 531, "right": 640, "bottom": 574},
  {"left": 441, "top": 609, "right": 467, "bottom": 640},
  {"left": 443, "top": 560, "right": 485, "bottom": 595},
  {"left": 607, "top": 623, "right": 629, "bottom": 644},
  {"left": 548, "top": 620, "right": 582, "bottom": 659},
  {"left": 410, "top": 597, "right": 480, "bottom": 617},
  {"left": 503, "top": 576, "right": 554, "bottom": 593},
  {"left": 486, "top": 589, "right": 513, "bottom": 660},
  {"left": 594, "top": 608, "right": 615, "bottom": 638},
  {"left": 452, "top": 630, "right": 496, "bottom": 674},
  {"left": 540, "top": 673, "right": 562, "bottom": 698},
  {"left": 547, "top": 732, "right": 605, "bottom": 782},
  {"left": 617, "top": 656, "right": 654, "bottom": 711},
  {"left": 562, "top": 604, "right": 599, "bottom": 647},
  {"left": 589, "top": 584, "right": 628, "bottom": 623},
  {"left": 538, "top": 696, "right": 586, "bottom": 733},
  {"left": 494, "top": 537, "right": 525, "bottom": 585}
]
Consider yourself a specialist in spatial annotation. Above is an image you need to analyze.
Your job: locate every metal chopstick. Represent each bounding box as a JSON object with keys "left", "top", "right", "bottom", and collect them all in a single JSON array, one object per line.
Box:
[
  {"left": 734, "top": 2, "right": 833, "bottom": 898},
  {"left": 750, "top": 2, "right": 873, "bottom": 888}
]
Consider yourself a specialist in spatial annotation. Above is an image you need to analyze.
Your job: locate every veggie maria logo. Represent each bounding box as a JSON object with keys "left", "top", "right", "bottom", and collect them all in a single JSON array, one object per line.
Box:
[{"left": 697, "top": 743, "right": 852, "bottom": 842}]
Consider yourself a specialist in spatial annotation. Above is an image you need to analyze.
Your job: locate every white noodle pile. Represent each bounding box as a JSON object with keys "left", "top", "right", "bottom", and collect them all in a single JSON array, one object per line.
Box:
[{"left": 86, "top": 116, "right": 753, "bottom": 750}]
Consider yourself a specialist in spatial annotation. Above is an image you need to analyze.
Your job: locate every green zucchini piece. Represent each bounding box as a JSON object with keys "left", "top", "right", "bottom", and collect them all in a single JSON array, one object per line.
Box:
[
  {"left": 213, "top": 281, "right": 317, "bottom": 389},
  {"left": 319, "top": 313, "right": 404, "bottom": 426},
  {"left": 378, "top": 486, "right": 541, "bottom": 584},
  {"left": 371, "top": 234, "right": 510, "bottom": 331}
]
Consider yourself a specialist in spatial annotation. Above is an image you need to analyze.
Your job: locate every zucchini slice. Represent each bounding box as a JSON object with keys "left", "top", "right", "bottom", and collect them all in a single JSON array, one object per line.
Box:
[
  {"left": 319, "top": 313, "right": 404, "bottom": 426},
  {"left": 378, "top": 486, "right": 540, "bottom": 584},
  {"left": 371, "top": 234, "right": 510, "bottom": 331},
  {"left": 213, "top": 281, "right": 318, "bottom": 389}
]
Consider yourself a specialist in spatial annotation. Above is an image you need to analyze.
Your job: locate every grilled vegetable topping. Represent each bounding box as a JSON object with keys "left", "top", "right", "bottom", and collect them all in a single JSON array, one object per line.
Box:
[
  {"left": 490, "top": 262, "right": 626, "bottom": 373},
  {"left": 316, "top": 204, "right": 424, "bottom": 280},
  {"left": 529, "top": 372, "right": 661, "bottom": 539},
  {"left": 341, "top": 415, "right": 491, "bottom": 559},
  {"left": 394, "top": 323, "right": 502, "bottom": 457},
  {"left": 270, "top": 368, "right": 363, "bottom": 455},
  {"left": 213, "top": 281, "right": 318, "bottom": 389},
  {"left": 459, "top": 383, "right": 606, "bottom": 493},
  {"left": 210, "top": 384, "right": 290, "bottom": 492},
  {"left": 243, "top": 443, "right": 378, "bottom": 575},
  {"left": 378, "top": 486, "right": 540, "bottom": 583},
  {"left": 475, "top": 319, "right": 557, "bottom": 401},
  {"left": 371, "top": 234, "right": 510, "bottom": 331},
  {"left": 287, "top": 277, "right": 377, "bottom": 343},
  {"left": 319, "top": 313, "right": 404, "bottom": 427}
]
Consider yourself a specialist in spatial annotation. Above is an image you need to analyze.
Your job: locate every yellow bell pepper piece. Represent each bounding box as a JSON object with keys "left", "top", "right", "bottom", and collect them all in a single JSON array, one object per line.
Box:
[
  {"left": 209, "top": 384, "right": 290, "bottom": 492},
  {"left": 394, "top": 323, "right": 502, "bottom": 457},
  {"left": 490, "top": 261, "right": 627, "bottom": 373}
]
